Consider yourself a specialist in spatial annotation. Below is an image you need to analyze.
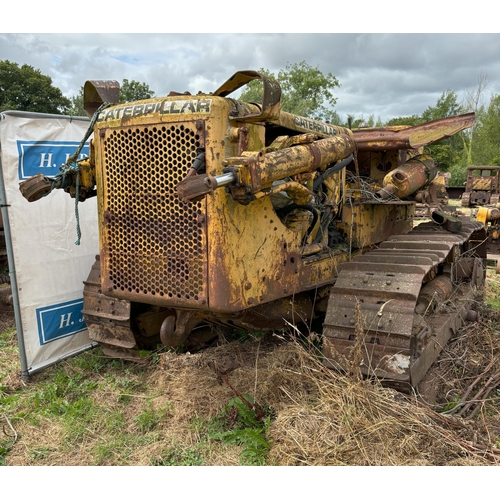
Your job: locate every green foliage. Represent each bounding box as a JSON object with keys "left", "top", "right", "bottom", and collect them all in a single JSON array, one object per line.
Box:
[
  {"left": 119, "top": 79, "right": 155, "bottom": 103},
  {"left": 394, "top": 85, "right": 500, "bottom": 181},
  {"left": 0, "top": 434, "right": 13, "bottom": 465},
  {"left": 68, "top": 86, "right": 85, "bottom": 116},
  {"left": 384, "top": 114, "right": 423, "bottom": 127},
  {"left": 442, "top": 396, "right": 461, "bottom": 412},
  {"left": 421, "top": 90, "right": 463, "bottom": 122},
  {"left": 0, "top": 60, "right": 71, "bottom": 114},
  {"left": 421, "top": 90, "right": 466, "bottom": 172},
  {"left": 151, "top": 445, "right": 204, "bottom": 466},
  {"left": 238, "top": 61, "right": 340, "bottom": 122},
  {"left": 448, "top": 163, "right": 467, "bottom": 186},
  {"left": 209, "top": 394, "right": 271, "bottom": 465},
  {"left": 486, "top": 281, "right": 500, "bottom": 311},
  {"left": 133, "top": 402, "right": 170, "bottom": 432},
  {"left": 471, "top": 94, "right": 500, "bottom": 166},
  {"left": 348, "top": 114, "right": 384, "bottom": 129}
]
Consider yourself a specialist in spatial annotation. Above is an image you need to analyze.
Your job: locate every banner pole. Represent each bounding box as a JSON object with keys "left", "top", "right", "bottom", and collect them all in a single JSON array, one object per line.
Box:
[{"left": 0, "top": 135, "right": 30, "bottom": 381}]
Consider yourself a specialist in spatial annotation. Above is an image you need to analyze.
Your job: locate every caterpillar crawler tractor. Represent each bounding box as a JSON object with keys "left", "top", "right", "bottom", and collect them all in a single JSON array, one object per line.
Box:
[
  {"left": 460, "top": 165, "right": 500, "bottom": 271},
  {"left": 476, "top": 206, "right": 500, "bottom": 273},
  {"left": 19, "top": 71, "right": 487, "bottom": 391},
  {"left": 461, "top": 165, "right": 500, "bottom": 207}
]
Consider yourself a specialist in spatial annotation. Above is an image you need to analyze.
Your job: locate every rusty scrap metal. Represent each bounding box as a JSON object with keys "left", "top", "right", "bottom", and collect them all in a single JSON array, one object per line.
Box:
[
  {"left": 83, "top": 80, "right": 120, "bottom": 117},
  {"left": 353, "top": 113, "right": 475, "bottom": 151},
  {"left": 214, "top": 70, "right": 282, "bottom": 122},
  {"left": 431, "top": 210, "right": 463, "bottom": 233},
  {"left": 19, "top": 173, "right": 53, "bottom": 203},
  {"left": 376, "top": 155, "right": 437, "bottom": 199},
  {"left": 323, "top": 220, "right": 486, "bottom": 388},
  {"left": 462, "top": 166, "right": 500, "bottom": 206},
  {"left": 178, "top": 133, "right": 355, "bottom": 204},
  {"left": 415, "top": 275, "right": 454, "bottom": 314}
]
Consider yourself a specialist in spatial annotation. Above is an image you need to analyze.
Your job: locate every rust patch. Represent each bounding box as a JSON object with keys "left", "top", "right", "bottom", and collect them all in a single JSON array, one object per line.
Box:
[{"left": 354, "top": 113, "right": 475, "bottom": 151}]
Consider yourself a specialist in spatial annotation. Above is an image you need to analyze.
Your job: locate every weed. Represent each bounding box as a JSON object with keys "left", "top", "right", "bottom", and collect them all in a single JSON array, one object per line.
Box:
[
  {"left": 133, "top": 403, "right": 170, "bottom": 432},
  {"left": 443, "top": 396, "right": 461, "bottom": 412},
  {"left": 29, "top": 446, "right": 53, "bottom": 461},
  {"left": 136, "top": 432, "right": 161, "bottom": 446},
  {"left": 151, "top": 445, "right": 204, "bottom": 466},
  {"left": 93, "top": 442, "right": 117, "bottom": 464},
  {"left": 69, "top": 348, "right": 112, "bottom": 372},
  {"left": 220, "top": 328, "right": 267, "bottom": 345},
  {"left": 209, "top": 394, "right": 271, "bottom": 465},
  {"left": 486, "top": 281, "right": 500, "bottom": 310},
  {"left": 0, "top": 327, "right": 16, "bottom": 348},
  {"left": 0, "top": 442, "right": 10, "bottom": 465}
]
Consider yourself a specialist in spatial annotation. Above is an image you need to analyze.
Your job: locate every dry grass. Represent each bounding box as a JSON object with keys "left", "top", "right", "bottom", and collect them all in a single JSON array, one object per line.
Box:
[{"left": 1, "top": 270, "right": 499, "bottom": 466}]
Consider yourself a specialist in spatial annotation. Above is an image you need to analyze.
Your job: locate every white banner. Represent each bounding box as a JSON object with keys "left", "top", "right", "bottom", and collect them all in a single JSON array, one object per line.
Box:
[{"left": 0, "top": 111, "right": 99, "bottom": 376}]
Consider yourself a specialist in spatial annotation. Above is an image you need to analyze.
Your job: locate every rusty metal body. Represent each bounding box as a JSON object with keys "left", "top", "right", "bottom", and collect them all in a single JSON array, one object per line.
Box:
[
  {"left": 461, "top": 165, "right": 500, "bottom": 207},
  {"left": 476, "top": 206, "right": 500, "bottom": 272},
  {"left": 19, "top": 71, "right": 487, "bottom": 390}
]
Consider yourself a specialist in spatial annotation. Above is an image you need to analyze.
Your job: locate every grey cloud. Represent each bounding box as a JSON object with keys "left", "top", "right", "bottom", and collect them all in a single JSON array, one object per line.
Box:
[{"left": 2, "top": 33, "right": 500, "bottom": 123}]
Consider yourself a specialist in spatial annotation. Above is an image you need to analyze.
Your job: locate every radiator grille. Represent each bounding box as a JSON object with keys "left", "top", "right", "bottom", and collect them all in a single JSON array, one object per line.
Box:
[{"left": 101, "top": 122, "right": 207, "bottom": 304}]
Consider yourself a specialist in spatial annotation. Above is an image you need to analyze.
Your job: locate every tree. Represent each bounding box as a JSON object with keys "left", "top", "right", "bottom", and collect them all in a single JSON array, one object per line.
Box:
[
  {"left": 238, "top": 61, "right": 341, "bottom": 123},
  {"left": 421, "top": 90, "right": 463, "bottom": 122},
  {"left": 420, "top": 90, "right": 466, "bottom": 173},
  {"left": 68, "top": 86, "right": 85, "bottom": 116},
  {"left": 470, "top": 93, "right": 500, "bottom": 166},
  {"left": 119, "top": 79, "right": 155, "bottom": 103},
  {"left": 0, "top": 60, "right": 71, "bottom": 114},
  {"left": 384, "top": 114, "right": 423, "bottom": 127}
]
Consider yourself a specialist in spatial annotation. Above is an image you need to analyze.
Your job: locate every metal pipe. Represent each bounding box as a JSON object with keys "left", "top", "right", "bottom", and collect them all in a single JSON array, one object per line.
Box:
[
  {"left": 375, "top": 155, "right": 437, "bottom": 200},
  {"left": 205, "top": 172, "right": 236, "bottom": 189}
]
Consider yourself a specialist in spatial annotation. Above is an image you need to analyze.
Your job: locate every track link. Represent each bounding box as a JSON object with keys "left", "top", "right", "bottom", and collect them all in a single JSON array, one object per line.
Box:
[
  {"left": 82, "top": 256, "right": 145, "bottom": 361},
  {"left": 323, "top": 220, "right": 486, "bottom": 389}
]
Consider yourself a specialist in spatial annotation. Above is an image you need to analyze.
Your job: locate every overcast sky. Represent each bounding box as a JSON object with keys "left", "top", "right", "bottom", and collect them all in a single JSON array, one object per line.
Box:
[{"left": 2, "top": 30, "right": 499, "bottom": 124}]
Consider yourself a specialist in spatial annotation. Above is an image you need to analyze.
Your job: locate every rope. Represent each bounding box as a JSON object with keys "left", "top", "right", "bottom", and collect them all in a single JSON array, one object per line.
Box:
[
  {"left": 56, "top": 102, "right": 110, "bottom": 245},
  {"left": 74, "top": 169, "right": 81, "bottom": 245}
]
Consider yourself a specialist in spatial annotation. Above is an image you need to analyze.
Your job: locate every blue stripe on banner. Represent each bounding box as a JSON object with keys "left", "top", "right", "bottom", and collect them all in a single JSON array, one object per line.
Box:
[
  {"left": 36, "top": 299, "right": 87, "bottom": 345},
  {"left": 17, "top": 140, "right": 89, "bottom": 180}
]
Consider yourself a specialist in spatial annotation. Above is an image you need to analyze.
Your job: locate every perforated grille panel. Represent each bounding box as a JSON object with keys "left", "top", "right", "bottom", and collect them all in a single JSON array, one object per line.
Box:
[{"left": 101, "top": 122, "right": 207, "bottom": 305}]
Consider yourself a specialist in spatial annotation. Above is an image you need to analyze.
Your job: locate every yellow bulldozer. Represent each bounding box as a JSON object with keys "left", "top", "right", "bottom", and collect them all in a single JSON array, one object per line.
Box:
[{"left": 19, "top": 71, "right": 487, "bottom": 392}]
